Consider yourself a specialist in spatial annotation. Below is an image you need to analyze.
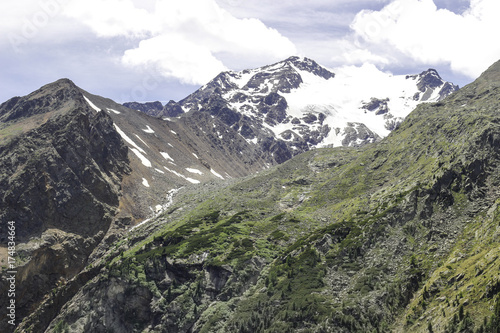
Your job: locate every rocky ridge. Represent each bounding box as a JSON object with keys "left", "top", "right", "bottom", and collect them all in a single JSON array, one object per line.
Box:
[
  {"left": 122, "top": 101, "right": 164, "bottom": 117},
  {"left": 0, "top": 79, "right": 131, "bottom": 332}
]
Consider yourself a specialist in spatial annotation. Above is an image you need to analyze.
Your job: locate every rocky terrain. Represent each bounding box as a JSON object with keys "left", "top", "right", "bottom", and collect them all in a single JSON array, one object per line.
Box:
[
  {"left": 8, "top": 59, "right": 500, "bottom": 333},
  {"left": 122, "top": 101, "right": 164, "bottom": 118}
]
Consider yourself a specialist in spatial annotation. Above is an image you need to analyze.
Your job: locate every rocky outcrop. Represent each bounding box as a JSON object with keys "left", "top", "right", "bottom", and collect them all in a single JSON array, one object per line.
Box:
[
  {"left": 407, "top": 69, "right": 459, "bottom": 101},
  {"left": 0, "top": 107, "right": 129, "bottom": 241},
  {"left": 39, "top": 254, "right": 264, "bottom": 333},
  {"left": 341, "top": 122, "right": 381, "bottom": 147}
]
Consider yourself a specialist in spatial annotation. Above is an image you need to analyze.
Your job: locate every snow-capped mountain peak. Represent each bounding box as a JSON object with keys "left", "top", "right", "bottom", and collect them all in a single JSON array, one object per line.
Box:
[{"left": 147, "top": 57, "right": 458, "bottom": 163}]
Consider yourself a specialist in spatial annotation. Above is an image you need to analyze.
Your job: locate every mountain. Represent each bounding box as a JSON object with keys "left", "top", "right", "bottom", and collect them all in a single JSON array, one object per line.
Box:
[
  {"left": 13, "top": 59, "right": 500, "bottom": 333},
  {"left": 0, "top": 79, "right": 131, "bottom": 331},
  {"left": 132, "top": 57, "right": 458, "bottom": 159},
  {"left": 76, "top": 89, "right": 276, "bottom": 221}
]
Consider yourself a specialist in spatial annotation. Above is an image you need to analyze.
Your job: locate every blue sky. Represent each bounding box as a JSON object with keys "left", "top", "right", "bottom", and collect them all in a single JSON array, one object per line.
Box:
[{"left": 0, "top": 0, "right": 498, "bottom": 104}]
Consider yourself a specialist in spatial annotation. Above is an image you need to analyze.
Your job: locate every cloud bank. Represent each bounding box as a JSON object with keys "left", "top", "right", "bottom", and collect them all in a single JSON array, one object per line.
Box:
[
  {"left": 342, "top": 0, "right": 500, "bottom": 79},
  {"left": 64, "top": 0, "right": 297, "bottom": 85}
]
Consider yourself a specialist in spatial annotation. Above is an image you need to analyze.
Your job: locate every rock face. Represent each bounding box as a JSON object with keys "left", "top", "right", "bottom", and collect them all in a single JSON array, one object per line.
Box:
[
  {"left": 0, "top": 79, "right": 131, "bottom": 333},
  {"left": 155, "top": 57, "right": 458, "bottom": 160},
  {"left": 407, "top": 69, "right": 459, "bottom": 101},
  {"left": 17, "top": 60, "right": 500, "bottom": 333}
]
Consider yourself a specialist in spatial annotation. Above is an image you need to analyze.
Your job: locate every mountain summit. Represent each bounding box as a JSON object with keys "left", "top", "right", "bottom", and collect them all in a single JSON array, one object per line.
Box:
[{"left": 142, "top": 57, "right": 459, "bottom": 161}]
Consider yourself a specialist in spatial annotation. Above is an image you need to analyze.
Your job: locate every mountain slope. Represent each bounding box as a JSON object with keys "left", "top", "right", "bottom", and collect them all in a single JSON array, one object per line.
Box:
[
  {"left": 22, "top": 60, "right": 500, "bottom": 333},
  {"left": 78, "top": 90, "right": 273, "bottom": 222},
  {"left": 0, "top": 79, "right": 131, "bottom": 332}
]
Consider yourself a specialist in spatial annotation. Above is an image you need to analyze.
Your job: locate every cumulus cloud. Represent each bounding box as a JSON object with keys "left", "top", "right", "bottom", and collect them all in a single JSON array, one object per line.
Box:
[
  {"left": 122, "top": 35, "right": 228, "bottom": 85},
  {"left": 342, "top": 0, "right": 500, "bottom": 79},
  {"left": 64, "top": 0, "right": 156, "bottom": 38},
  {"left": 0, "top": 0, "right": 85, "bottom": 51},
  {"left": 64, "top": 0, "right": 297, "bottom": 85}
]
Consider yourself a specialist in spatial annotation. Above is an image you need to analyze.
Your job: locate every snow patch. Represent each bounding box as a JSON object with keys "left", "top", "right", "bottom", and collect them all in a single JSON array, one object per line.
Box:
[
  {"left": 164, "top": 166, "right": 200, "bottom": 184},
  {"left": 143, "top": 125, "right": 155, "bottom": 134},
  {"left": 155, "top": 168, "right": 165, "bottom": 174},
  {"left": 161, "top": 152, "right": 175, "bottom": 162},
  {"left": 107, "top": 108, "right": 121, "bottom": 114},
  {"left": 142, "top": 178, "right": 150, "bottom": 187},
  {"left": 83, "top": 96, "right": 100, "bottom": 112},
  {"left": 210, "top": 169, "right": 224, "bottom": 180},
  {"left": 192, "top": 153, "right": 199, "bottom": 159},
  {"left": 186, "top": 168, "right": 203, "bottom": 175},
  {"left": 134, "top": 134, "right": 150, "bottom": 148},
  {"left": 185, "top": 177, "right": 200, "bottom": 184},
  {"left": 131, "top": 148, "right": 152, "bottom": 167},
  {"left": 114, "top": 124, "right": 146, "bottom": 153},
  {"left": 164, "top": 166, "right": 183, "bottom": 178},
  {"left": 247, "top": 137, "right": 258, "bottom": 145}
]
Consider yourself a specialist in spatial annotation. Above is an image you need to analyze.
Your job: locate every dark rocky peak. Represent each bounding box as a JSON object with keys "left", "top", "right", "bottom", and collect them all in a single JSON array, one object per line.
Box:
[
  {"left": 243, "top": 68, "right": 303, "bottom": 94},
  {"left": 416, "top": 69, "right": 445, "bottom": 91},
  {"left": 122, "top": 101, "right": 164, "bottom": 117},
  {"left": 284, "top": 56, "right": 335, "bottom": 80},
  {"left": 406, "top": 69, "right": 443, "bottom": 90},
  {"left": 0, "top": 78, "right": 85, "bottom": 123},
  {"left": 242, "top": 56, "right": 335, "bottom": 94},
  {"left": 163, "top": 100, "right": 184, "bottom": 117},
  {"left": 257, "top": 56, "right": 335, "bottom": 80},
  {"left": 406, "top": 69, "right": 459, "bottom": 101},
  {"left": 201, "top": 71, "right": 240, "bottom": 94},
  {"left": 174, "top": 72, "right": 239, "bottom": 113}
]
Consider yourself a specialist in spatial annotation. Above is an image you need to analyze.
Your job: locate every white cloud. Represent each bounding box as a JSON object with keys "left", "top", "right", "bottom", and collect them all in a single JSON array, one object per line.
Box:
[
  {"left": 64, "top": 0, "right": 296, "bottom": 85},
  {"left": 64, "top": 0, "right": 156, "bottom": 38},
  {"left": 0, "top": 0, "right": 85, "bottom": 51},
  {"left": 344, "top": 0, "right": 500, "bottom": 79},
  {"left": 122, "top": 35, "right": 228, "bottom": 85}
]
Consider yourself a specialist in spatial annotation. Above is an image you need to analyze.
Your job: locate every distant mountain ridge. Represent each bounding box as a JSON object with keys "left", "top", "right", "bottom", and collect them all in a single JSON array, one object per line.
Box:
[
  {"left": 122, "top": 101, "right": 164, "bottom": 117},
  {"left": 127, "top": 56, "right": 459, "bottom": 155}
]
